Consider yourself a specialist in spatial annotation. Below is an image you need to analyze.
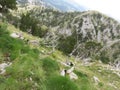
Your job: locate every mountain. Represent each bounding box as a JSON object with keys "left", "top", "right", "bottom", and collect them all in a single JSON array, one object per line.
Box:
[
  {"left": 8, "top": 1, "right": 120, "bottom": 66},
  {"left": 17, "top": 0, "right": 86, "bottom": 11},
  {"left": 8, "top": 6, "right": 120, "bottom": 68},
  {"left": 13, "top": 8, "right": 119, "bottom": 65},
  {"left": 42, "top": 0, "right": 86, "bottom": 11}
]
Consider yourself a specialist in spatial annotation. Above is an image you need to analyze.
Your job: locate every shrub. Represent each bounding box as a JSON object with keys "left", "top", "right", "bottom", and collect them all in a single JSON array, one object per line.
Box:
[
  {"left": 99, "top": 51, "right": 110, "bottom": 64},
  {"left": 58, "top": 34, "right": 76, "bottom": 54},
  {"left": 40, "top": 25, "right": 48, "bottom": 37}
]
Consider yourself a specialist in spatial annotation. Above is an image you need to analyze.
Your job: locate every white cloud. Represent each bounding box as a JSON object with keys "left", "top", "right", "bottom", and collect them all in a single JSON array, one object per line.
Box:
[{"left": 73, "top": 0, "right": 120, "bottom": 21}]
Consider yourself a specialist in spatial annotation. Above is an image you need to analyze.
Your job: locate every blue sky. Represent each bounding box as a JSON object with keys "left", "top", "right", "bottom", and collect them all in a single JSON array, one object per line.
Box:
[{"left": 73, "top": 0, "right": 120, "bottom": 21}]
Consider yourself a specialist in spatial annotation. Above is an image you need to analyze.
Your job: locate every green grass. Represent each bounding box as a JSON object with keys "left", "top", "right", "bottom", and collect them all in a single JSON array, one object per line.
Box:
[
  {"left": 45, "top": 76, "right": 79, "bottom": 90},
  {"left": 41, "top": 57, "right": 60, "bottom": 76},
  {"left": 74, "top": 70, "right": 96, "bottom": 90}
]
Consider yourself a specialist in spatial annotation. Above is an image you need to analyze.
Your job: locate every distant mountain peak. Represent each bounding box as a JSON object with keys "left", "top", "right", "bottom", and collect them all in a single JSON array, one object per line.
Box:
[
  {"left": 42, "top": 0, "right": 86, "bottom": 11},
  {"left": 17, "top": 0, "right": 86, "bottom": 11}
]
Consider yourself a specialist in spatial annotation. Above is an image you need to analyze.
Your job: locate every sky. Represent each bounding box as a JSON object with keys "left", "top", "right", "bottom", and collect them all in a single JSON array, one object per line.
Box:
[{"left": 73, "top": 0, "right": 120, "bottom": 21}]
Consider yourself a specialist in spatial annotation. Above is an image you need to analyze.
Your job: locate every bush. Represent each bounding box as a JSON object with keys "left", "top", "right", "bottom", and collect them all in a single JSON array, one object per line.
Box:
[
  {"left": 99, "top": 51, "right": 110, "bottom": 64},
  {"left": 40, "top": 25, "right": 48, "bottom": 37},
  {"left": 58, "top": 34, "right": 76, "bottom": 54}
]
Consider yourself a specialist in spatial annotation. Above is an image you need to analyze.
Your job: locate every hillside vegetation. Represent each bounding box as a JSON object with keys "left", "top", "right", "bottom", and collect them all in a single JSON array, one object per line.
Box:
[{"left": 0, "top": 21, "right": 120, "bottom": 90}]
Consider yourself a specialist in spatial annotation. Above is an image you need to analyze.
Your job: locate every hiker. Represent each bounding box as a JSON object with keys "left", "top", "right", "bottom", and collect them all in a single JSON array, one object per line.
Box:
[
  {"left": 60, "top": 69, "right": 67, "bottom": 76},
  {"left": 60, "top": 68, "right": 78, "bottom": 80},
  {"left": 66, "top": 61, "right": 74, "bottom": 67},
  {"left": 69, "top": 62, "right": 74, "bottom": 67}
]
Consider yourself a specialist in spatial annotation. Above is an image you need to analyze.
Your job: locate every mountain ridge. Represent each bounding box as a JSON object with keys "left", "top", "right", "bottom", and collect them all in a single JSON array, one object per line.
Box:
[{"left": 8, "top": 5, "right": 120, "bottom": 66}]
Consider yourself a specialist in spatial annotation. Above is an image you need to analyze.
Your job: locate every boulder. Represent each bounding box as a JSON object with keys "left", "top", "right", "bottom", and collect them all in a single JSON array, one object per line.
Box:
[
  {"left": 93, "top": 76, "right": 100, "bottom": 83},
  {"left": 10, "top": 32, "right": 24, "bottom": 40},
  {"left": 67, "top": 67, "right": 74, "bottom": 74},
  {"left": 0, "top": 62, "right": 12, "bottom": 74},
  {"left": 10, "top": 33, "right": 19, "bottom": 38},
  {"left": 69, "top": 72, "right": 78, "bottom": 80}
]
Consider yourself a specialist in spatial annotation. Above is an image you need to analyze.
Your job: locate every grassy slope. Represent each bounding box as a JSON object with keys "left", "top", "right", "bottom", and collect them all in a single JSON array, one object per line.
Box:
[{"left": 0, "top": 22, "right": 120, "bottom": 90}]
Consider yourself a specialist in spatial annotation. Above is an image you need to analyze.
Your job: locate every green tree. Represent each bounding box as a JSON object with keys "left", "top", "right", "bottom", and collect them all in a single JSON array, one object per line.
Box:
[
  {"left": 58, "top": 34, "right": 76, "bottom": 54},
  {"left": 0, "top": 0, "right": 17, "bottom": 12},
  {"left": 20, "top": 13, "right": 39, "bottom": 35},
  {"left": 20, "top": 13, "right": 48, "bottom": 37}
]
